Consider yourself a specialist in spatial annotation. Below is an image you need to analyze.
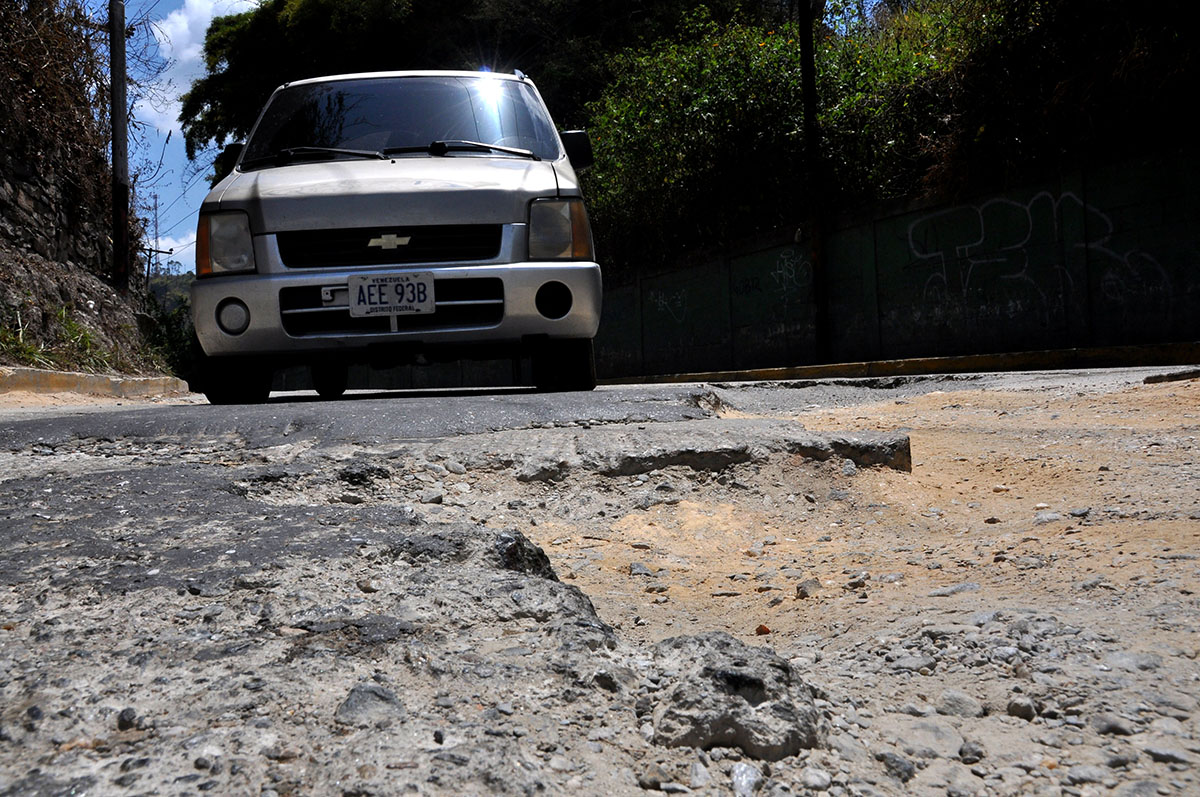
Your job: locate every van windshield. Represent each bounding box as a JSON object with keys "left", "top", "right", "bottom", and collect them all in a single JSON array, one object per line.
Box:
[{"left": 241, "top": 75, "right": 562, "bottom": 166}]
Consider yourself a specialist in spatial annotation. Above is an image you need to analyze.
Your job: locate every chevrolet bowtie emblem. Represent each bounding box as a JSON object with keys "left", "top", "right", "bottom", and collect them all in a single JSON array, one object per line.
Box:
[{"left": 367, "top": 233, "right": 412, "bottom": 249}]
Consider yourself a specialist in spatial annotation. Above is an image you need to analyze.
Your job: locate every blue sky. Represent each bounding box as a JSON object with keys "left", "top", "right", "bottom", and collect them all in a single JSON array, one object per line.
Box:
[{"left": 96, "top": 0, "right": 257, "bottom": 273}]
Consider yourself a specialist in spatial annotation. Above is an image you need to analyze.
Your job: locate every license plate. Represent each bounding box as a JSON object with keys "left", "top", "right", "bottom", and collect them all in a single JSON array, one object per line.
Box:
[{"left": 348, "top": 272, "right": 434, "bottom": 317}]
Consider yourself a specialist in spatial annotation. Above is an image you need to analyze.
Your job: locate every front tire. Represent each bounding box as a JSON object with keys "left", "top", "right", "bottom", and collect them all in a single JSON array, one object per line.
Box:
[
  {"left": 532, "top": 338, "right": 597, "bottom": 392},
  {"left": 197, "top": 356, "right": 272, "bottom": 405},
  {"left": 311, "top": 362, "right": 349, "bottom": 400}
]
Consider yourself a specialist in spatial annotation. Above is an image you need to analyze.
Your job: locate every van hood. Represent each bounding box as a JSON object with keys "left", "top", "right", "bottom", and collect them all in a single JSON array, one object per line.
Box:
[{"left": 209, "top": 157, "right": 565, "bottom": 233}]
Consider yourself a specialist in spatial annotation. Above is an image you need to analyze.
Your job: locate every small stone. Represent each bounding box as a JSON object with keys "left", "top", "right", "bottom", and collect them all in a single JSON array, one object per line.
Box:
[
  {"left": 959, "top": 739, "right": 986, "bottom": 764},
  {"left": 799, "top": 766, "right": 832, "bottom": 790},
  {"left": 892, "top": 655, "right": 936, "bottom": 673},
  {"left": 117, "top": 708, "right": 137, "bottom": 731},
  {"left": 630, "top": 562, "right": 654, "bottom": 577},
  {"left": 844, "top": 573, "right": 869, "bottom": 589},
  {"left": 939, "top": 689, "right": 984, "bottom": 718},
  {"left": 418, "top": 488, "right": 444, "bottom": 504},
  {"left": 1066, "top": 764, "right": 1107, "bottom": 784},
  {"left": 876, "top": 751, "right": 915, "bottom": 782},
  {"left": 334, "top": 683, "right": 405, "bottom": 728},
  {"left": 1007, "top": 696, "right": 1037, "bottom": 721},
  {"left": 263, "top": 746, "right": 301, "bottom": 761},
  {"left": 689, "top": 761, "right": 712, "bottom": 789},
  {"left": 929, "top": 582, "right": 980, "bottom": 597},
  {"left": 1107, "top": 750, "right": 1139, "bottom": 768},
  {"left": 356, "top": 578, "right": 382, "bottom": 593},
  {"left": 730, "top": 762, "right": 763, "bottom": 797},
  {"left": 796, "top": 578, "right": 821, "bottom": 598},
  {"left": 1091, "top": 713, "right": 1136, "bottom": 736},
  {"left": 1144, "top": 746, "right": 1190, "bottom": 764},
  {"left": 638, "top": 763, "right": 672, "bottom": 789}
]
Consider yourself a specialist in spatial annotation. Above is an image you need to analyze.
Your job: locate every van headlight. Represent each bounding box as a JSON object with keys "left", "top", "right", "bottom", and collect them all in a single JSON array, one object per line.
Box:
[
  {"left": 197, "top": 212, "right": 256, "bottom": 276},
  {"left": 528, "top": 198, "right": 594, "bottom": 261}
]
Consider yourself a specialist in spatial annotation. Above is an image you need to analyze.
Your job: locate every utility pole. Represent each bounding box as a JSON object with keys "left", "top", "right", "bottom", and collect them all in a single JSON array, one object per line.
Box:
[
  {"left": 109, "top": 0, "right": 129, "bottom": 292},
  {"left": 150, "top": 194, "right": 158, "bottom": 280},
  {"left": 800, "top": 0, "right": 831, "bottom": 363}
]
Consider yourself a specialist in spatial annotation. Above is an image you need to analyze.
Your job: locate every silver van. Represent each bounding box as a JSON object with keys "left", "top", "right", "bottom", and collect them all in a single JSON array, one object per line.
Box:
[{"left": 190, "top": 70, "right": 601, "bottom": 403}]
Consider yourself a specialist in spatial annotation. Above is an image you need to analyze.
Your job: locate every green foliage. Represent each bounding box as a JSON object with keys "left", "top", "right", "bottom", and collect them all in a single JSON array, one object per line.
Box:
[
  {"left": 816, "top": 0, "right": 1000, "bottom": 201},
  {"left": 0, "top": 0, "right": 110, "bottom": 227},
  {"left": 586, "top": 0, "right": 1194, "bottom": 275},
  {"left": 145, "top": 273, "right": 200, "bottom": 378},
  {"left": 912, "top": 0, "right": 1195, "bottom": 194},
  {"left": 585, "top": 13, "right": 809, "bottom": 277},
  {"left": 179, "top": 0, "right": 1194, "bottom": 280},
  {"left": 0, "top": 304, "right": 113, "bottom": 373}
]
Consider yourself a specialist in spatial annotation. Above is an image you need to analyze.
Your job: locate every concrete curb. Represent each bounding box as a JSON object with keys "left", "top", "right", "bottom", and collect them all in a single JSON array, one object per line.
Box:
[
  {"left": 601, "top": 343, "right": 1200, "bottom": 386},
  {"left": 0, "top": 367, "right": 190, "bottom": 399}
]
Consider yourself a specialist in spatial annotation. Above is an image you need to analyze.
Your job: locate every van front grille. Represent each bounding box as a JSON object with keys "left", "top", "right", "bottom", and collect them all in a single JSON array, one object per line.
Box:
[{"left": 277, "top": 225, "right": 502, "bottom": 268}]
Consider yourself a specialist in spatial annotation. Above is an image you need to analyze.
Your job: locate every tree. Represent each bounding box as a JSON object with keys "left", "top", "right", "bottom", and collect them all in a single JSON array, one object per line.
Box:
[
  {"left": 584, "top": 14, "right": 810, "bottom": 279},
  {"left": 179, "top": 0, "right": 768, "bottom": 160}
]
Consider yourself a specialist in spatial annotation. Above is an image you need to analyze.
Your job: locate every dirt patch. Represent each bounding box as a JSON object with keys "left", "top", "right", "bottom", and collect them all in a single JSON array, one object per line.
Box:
[{"left": 515, "top": 378, "right": 1199, "bottom": 644}]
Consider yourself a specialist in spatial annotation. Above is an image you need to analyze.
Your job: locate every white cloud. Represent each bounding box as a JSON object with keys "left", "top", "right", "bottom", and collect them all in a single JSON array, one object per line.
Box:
[
  {"left": 154, "top": 230, "right": 198, "bottom": 272},
  {"left": 136, "top": 0, "right": 257, "bottom": 134}
]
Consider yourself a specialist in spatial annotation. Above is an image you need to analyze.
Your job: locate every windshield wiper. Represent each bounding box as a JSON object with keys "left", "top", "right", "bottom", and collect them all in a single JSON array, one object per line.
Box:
[
  {"left": 424, "top": 140, "right": 539, "bottom": 160},
  {"left": 241, "top": 146, "right": 387, "bottom": 168}
]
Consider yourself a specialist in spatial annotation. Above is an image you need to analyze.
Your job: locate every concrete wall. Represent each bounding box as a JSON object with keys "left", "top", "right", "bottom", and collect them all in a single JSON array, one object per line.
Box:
[{"left": 596, "top": 151, "right": 1199, "bottom": 377}]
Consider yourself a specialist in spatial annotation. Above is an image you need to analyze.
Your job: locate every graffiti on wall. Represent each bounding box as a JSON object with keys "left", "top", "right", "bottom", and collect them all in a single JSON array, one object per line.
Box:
[
  {"left": 770, "top": 247, "right": 812, "bottom": 299},
  {"left": 905, "top": 191, "right": 1171, "bottom": 332},
  {"left": 647, "top": 288, "right": 688, "bottom": 324},
  {"left": 906, "top": 191, "right": 1078, "bottom": 328}
]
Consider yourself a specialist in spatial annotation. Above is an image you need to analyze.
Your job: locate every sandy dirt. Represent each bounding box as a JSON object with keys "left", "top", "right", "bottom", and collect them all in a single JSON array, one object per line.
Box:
[{"left": 478, "top": 377, "right": 1197, "bottom": 655}]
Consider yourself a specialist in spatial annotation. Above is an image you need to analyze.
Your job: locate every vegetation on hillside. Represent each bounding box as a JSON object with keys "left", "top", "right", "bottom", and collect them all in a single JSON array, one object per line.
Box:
[
  {"left": 0, "top": 1, "right": 195, "bottom": 375},
  {"left": 0, "top": 0, "right": 111, "bottom": 236},
  {"left": 178, "top": 0, "right": 1191, "bottom": 281},
  {"left": 585, "top": 0, "right": 1192, "bottom": 276}
]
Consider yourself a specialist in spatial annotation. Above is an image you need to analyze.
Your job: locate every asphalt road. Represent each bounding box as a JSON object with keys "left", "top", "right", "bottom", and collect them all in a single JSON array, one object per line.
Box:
[{"left": 1, "top": 366, "right": 1180, "bottom": 450}]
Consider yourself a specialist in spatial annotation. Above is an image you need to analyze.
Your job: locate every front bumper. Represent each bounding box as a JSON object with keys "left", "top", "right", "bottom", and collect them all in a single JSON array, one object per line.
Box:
[{"left": 191, "top": 259, "right": 602, "bottom": 358}]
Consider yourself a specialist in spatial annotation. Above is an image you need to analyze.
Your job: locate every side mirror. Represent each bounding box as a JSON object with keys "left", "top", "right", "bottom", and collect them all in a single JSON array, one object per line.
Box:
[
  {"left": 214, "top": 142, "right": 245, "bottom": 179},
  {"left": 559, "top": 130, "right": 593, "bottom": 171}
]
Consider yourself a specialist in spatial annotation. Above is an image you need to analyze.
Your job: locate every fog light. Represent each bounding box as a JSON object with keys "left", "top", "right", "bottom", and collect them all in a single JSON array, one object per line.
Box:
[
  {"left": 216, "top": 299, "right": 251, "bottom": 335},
  {"left": 535, "top": 281, "right": 573, "bottom": 320}
]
